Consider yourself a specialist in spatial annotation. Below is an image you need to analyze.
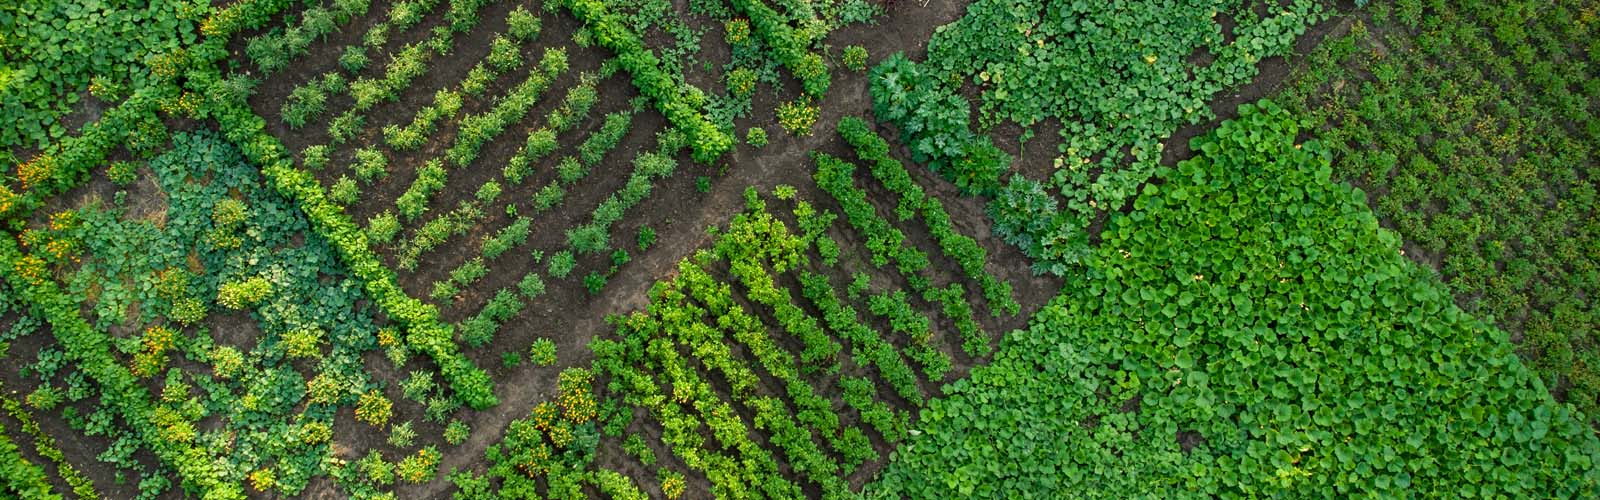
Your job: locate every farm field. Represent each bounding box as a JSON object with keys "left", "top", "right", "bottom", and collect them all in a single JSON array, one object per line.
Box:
[{"left": 1, "top": 0, "right": 1596, "bottom": 498}]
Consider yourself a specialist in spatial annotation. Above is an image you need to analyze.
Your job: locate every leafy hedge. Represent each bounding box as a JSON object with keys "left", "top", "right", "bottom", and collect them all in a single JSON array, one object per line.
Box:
[
  {"left": 866, "top": 101, "right": 1600, "bottom": 497},
  {"left": 558, "top": 0, "right": 732, "bottom": 163}
]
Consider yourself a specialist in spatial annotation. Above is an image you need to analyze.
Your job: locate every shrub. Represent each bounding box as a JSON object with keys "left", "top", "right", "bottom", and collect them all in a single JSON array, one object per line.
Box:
[
  {"left": 387, "top": 421, "right": 416, "bottom": 448},
  {"left": 726, "top": 67, "right": 757, "bottom": 97},
  {"left": 529, "top": 338, "right": 556, "bottom": 366},
  {"left": 501, "top": 352, "right": 522, "bottom": 368},
  {"left": 696, "top": 176, "right": 712, "bottom": 193},
  {"left": 517, "top": 273, "right": 546, "bottom": 300},
  {"left": 567, "top": 224, "right": 608, "bottom": 254},
  {"left": 327, "top": 111, "right": 364, "bottom": 145},
  {"left": 507, "top": 6, "right": 541, "bottom": 41},
  {"left": 583, "top": 271, "right": 608, "bottom": 295},
  {"left": 282, "top": 327, "right": 324, "bottom": 359},
  {"left": 777, "top": 99, "right": 819, "bottom": 136},
  {"left": 339, "top": 46, "right": 369, "bottom": 72},
  {"left": 746, "top": 126, "right": 768, "bottom": 147},
  {"left": 475, "top": 181, "right": 502, "bottom": 204},
  {"left": 637, "top": 226, "right": 656, "bottom": 251},
  {"left": 842, "top": 45, "right": 868, "bottom": 71},
  {"left": 354, "top": 148, "right": 388, "bottom": 183},
  {"left": 218, "top": 276, "right": 272, "bottom": 309},
  {"left": 107, "top": 161, "right": 138, "bottom": 186},
  {"left": 397, "top": 447, "right": 441, "bottom": 484},
  {"left": 444, "top": 420, "right": 470, "bottom": 446},
  {"left": 358, "top": 451, "right": 393, "bottom": 486},
  {"left": 301, "top": 145, "right": 330, "bottom": 170},
  {"left": 281, "top": 84, "right": 327, "bottom": 129},
  {"left": 487, "top": 36, "right": 522, "bottom": 72},
  {"left": 355, "top": 390, "right": 393, "bottom": 427},
  {"left": 430, "top": 281, "right": 459, "bottom": 302},
  {"left": 329, "top": 176, "right": 359, "bottom": 205},
  {"left": 366, "top": 211, "right": 401, "bottom": 244},
  {"left": 212, "top": 198, "right": 249, "bottom": 227},
  {"left": 548, "top": 250, "right": 576, "bottom": 279}
]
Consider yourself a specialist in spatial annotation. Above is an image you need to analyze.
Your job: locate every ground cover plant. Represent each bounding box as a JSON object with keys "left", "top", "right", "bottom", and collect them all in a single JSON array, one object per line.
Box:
[{"left": 2, "top": 0, "right": 1597, "bottom": 498}]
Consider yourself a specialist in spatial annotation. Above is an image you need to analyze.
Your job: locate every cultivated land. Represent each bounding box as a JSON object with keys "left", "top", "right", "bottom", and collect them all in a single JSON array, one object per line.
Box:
[{"left": 1, "top": 0, "right": 1596, "bottom": 498}]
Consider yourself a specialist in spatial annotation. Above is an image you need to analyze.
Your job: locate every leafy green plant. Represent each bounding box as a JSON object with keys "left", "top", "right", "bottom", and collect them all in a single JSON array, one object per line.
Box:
[
  {"left": 841, "top": 45, "right": 868, "bottom": 71},
  {"left": 746, "top": 127, "right": 769, "bottom": 147}
]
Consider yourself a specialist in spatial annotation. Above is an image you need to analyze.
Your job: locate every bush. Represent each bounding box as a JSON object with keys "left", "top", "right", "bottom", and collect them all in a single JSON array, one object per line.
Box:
[
  {"left": 841, "top": 45, "right": 868, "bottom": 71},
  {"left": 487, "top": 36, "right": 522, "bottom": 72},
  {"left": 107, "top": 161, "right": 138, "bottom": 186},
  {"left": 746, "top": 126, "right": 768, "bottom": 147},
  {"left": 387, "top": 421, "right": 415, "bottom": 448},
  {"left": 637, "top": 226, "right": 656, "bottom": 251},
  {"left": 355, "top": 390, "right": 393, "bottom": 427},
  {"left": 548, "top": 250, "right": 575, "bottom": 279},
  {"left": 281, "top": 84, "right": 327, "bottom": 129},
  {"left": 339, "top": 46, "right": 368, "bottom": 72},
  {"left": 517, "top": 273, "right": 545, "bottom": 300},
  {"left": 474, "top": 181, "right": 501, "bottom": 204},
  {"left": 529, "top": 338, "right": 556, "bottom": 366},
  {"left": 533, "top": 183, "right": 565, "bottom": 212},
  {"left": 583, "top": 271, "right": 608, "bottom": 295},
  {"left": 444, "top": 420, "right": 470, "bottom": 446},
  {"left": 366, "top": 211, "right": 401, "bottom": 244},
  {"left": 301, "top": 145, "right": 330, "bottom": 171},
  {"left": 501, "top": 352, "right": 522, "bottom": 368},
  {"left": 507, "top": 6, "right": 542, "bottom": 41},
  {"left": 726, "top": 67, "right": 757, "bottom": 97},
  {"left": 217, "top": 276, "right": 272, "bottom": 309},
  {"left": 329, "top": 176, "right": 359, "bottom": 205},
  {"left": 777, "top": 99, "right": 819, "bottom": 136},
  {"left": 354, "top": 148, "right": 388, "bottom": 183}
]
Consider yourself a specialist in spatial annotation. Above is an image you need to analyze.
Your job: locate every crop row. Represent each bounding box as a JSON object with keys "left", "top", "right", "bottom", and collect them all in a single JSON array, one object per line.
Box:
[
  {"left": 1, "top": 389, "right": 98, "bottom": 498},
  {"left": 246, "top": 0, "right": 374, "bottom": 73},
  {"left": 557, "top": 0, "right": 732, "bottom": 163},
  {"left": 813, "top": 153, "right": 992, "bottom": 358}
]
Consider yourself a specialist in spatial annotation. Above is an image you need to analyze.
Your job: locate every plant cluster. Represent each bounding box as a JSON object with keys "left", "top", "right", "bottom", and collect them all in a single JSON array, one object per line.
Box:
[
  {"left": 869, "top": 0, "right": 1325, "bottom": 275},
  {"left": 867, "top": 101, "right": 1600, "bottom": 497}
]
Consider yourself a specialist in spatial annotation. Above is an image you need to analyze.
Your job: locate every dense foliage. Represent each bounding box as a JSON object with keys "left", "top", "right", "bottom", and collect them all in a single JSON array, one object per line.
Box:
[
  {"left": 1277, "top": 0, "right": 1600, "bottom": 424},
  {"left": 867, "top": 101, "right": 1600, "bottom": 497},
  {"left": 871, "top": 0, "right": 1324, "bottom": 274}
]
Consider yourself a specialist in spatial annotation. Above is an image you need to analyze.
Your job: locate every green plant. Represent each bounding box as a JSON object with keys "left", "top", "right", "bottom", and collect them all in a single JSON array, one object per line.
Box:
[
  {"left": 529, "top": 338, "right": 556, "bottom": 366},
  {"left": 329, "top": 176, "right": 359, "bottom": 206},
  {"left": 746, "top": 126, "right": 768, "bottom": 147},
  {"left": 637, "top": 227, "right": 656, "bottom": 251},
  {"left": 366, "top": 211, "right": 401, "bottom": 244},
  {"left": 107, "top": 161, "right": 139, "bottom": 186},
  {"left": 777, "top": 99, "right": 819, "bottom": 136},
  {"left": 502, "top": 352, "right": 522, "bottom": 369},
  {"left": 444, "top": 420, "right": 470, "bottom": 446},
  {"left": 696, "top": 176, "right": 712, "bottom": 193},
  {"left": 387, "top": 421, "right": 416, "bottom": 448},
  {"left": 841, "top": 45, "right": 868, "bottom": 71},
  {"left": 339, "top": 46, "right": 369, "bottom": 72}
]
